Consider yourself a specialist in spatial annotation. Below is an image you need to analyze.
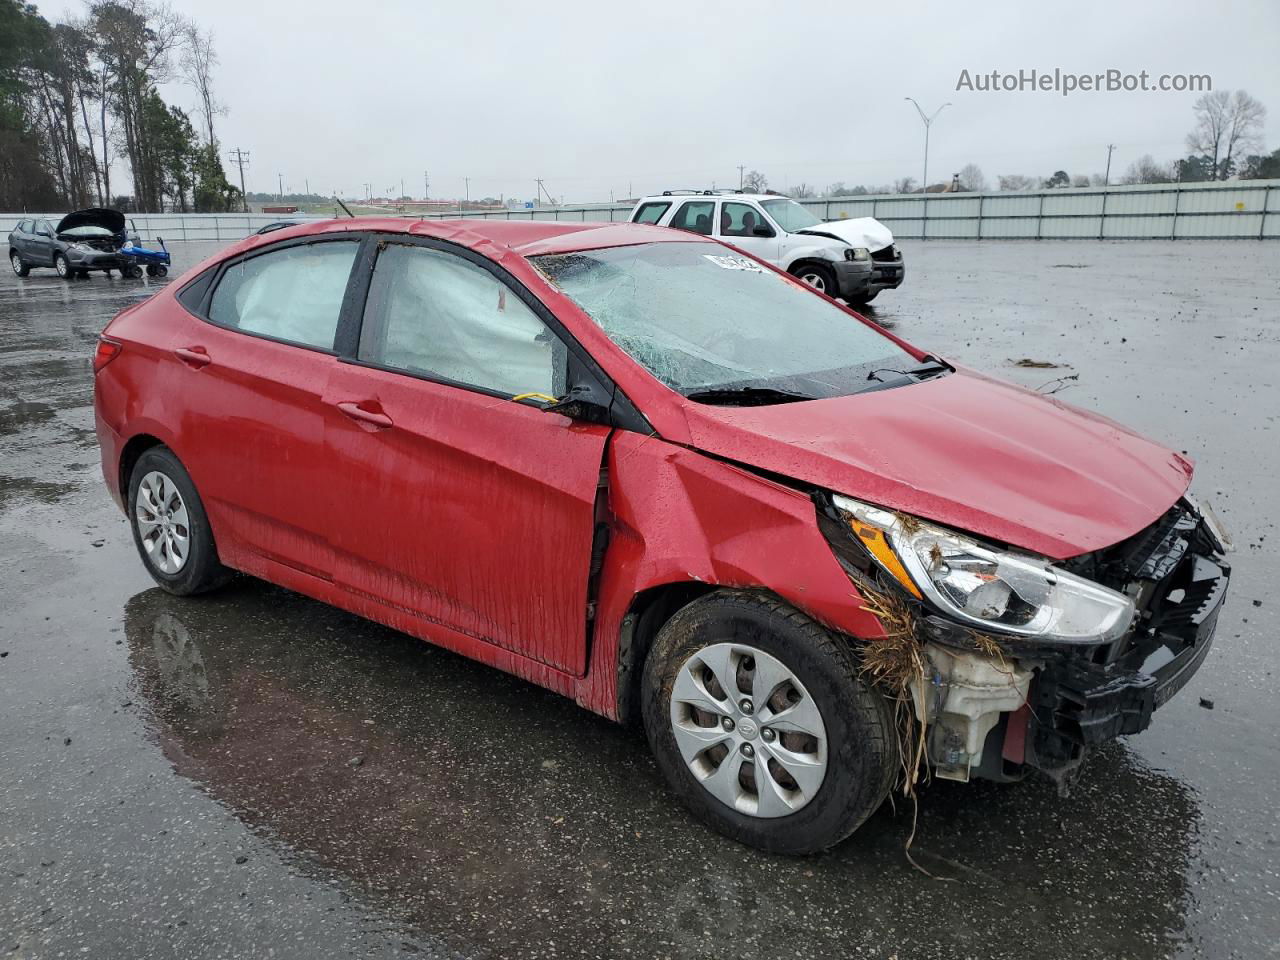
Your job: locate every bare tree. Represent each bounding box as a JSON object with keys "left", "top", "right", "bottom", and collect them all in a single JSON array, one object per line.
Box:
[
  {"left": 1120, "top": 154, "right": 1172, "bottom": 184},
  {"left": 1070, "top": 175, "right": 1090, "bottom": 188},
  {"left": 893, "top": 176, "right": 916, "bottom": 194},
  {"left": 181, "top": 22, "right": 221, "bottom": 146},
  {"left": 824, "top": 181, "right": 847, "bottom": 197},
  {"left": 788, "top": 183, "right": 815, "bottom": 199},
  {"left": 1187, "top": 89, "right": 1267, "bottom": 179},
  {"left": 957, "top": 163, "right": 987, "bottom": 192},
  {"left": 742, "top": 169, "right": 768, "bottom": 192}
]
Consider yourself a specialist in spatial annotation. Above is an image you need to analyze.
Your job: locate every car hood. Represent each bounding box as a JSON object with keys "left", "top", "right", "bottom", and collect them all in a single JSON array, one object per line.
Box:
[
  {"left": 798, "top": 216, "right": 894, "bottom": 252},
  {"left": 680, "top": 368, "right": 1193, "bottom": 560},
  {"left": 56, "top": 207, "right": 126, "bottom": 236}
]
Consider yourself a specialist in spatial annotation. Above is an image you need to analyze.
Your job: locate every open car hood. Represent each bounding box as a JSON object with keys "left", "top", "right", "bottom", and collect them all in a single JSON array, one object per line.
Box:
[
  {"left": 56, "top": 207, "right": 126, "bottom": 236},
  {"left": 798, "top": 217, "right": 893, "bottom": 252},
  {"left": 680, "top": 368, "right": 1193, "bottom": 560}
]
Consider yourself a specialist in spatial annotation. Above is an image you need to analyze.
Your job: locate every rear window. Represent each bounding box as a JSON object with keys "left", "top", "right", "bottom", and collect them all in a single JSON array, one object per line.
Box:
[
  {"left": 632, "top": 201, "right": 670, "bottom": 225},
  {"left": 669, "top": 201, "right": 714, "bottom": 236}
]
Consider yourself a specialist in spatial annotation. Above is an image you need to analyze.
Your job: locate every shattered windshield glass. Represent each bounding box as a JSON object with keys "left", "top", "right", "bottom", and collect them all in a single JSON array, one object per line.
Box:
[
  {"left": 532, "top": 242, "right": 915, "bottom": 401},
  {"left": 760, "top": 199, "right": 822, "bottom": 232}
]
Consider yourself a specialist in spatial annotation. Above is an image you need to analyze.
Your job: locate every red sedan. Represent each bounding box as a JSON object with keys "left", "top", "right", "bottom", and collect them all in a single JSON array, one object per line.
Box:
[{"left": 93, "top": 218, "right": 1229, "bottom": 853}]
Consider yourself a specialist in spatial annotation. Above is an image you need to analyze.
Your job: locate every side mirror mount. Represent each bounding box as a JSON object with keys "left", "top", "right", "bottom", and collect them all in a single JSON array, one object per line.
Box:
[
  {"left": 542, "top": 382, "right": 612, "bottom": 424},
  {"left": 752, "top": 225, "right": 773, "bottom": 237}
]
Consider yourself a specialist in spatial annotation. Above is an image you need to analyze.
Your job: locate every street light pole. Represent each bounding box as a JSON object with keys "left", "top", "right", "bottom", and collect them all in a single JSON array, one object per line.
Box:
[{"left": 904, "top": 98, "right": 951, "bottom": 195}]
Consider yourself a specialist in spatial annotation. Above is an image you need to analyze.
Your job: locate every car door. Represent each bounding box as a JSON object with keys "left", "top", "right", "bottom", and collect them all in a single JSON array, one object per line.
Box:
[
  {"left": 716, "top": 200, "right": 781, "bottom": 265},
  {"left": 322, "top": 237, "right": 610, "bottom": 676},
  {"left": 32, "top": 219, "right": 57, "bottom": 264},
  {"left": 171, "top": 235, "right": 364, "bottom": 579},
  {"left": 12, "top": 219, "right": 31, "bottom": 258}
]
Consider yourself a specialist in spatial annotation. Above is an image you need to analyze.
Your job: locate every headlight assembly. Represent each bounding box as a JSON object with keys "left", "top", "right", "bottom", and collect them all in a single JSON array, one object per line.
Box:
[
  {"left": 832, "top": 494, "right": 1134, "bottom": 645},
  {"left": 844, "top": 247, "right": 871, "bottom": 261}
]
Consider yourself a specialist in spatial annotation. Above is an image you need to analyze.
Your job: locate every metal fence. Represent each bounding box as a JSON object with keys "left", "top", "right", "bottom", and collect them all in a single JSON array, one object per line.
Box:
[
  {"left": 5, "top": 179, "right": 1277, "bottom": 242},
  {"left": 413, "top": 179, "right": 1280, "bottom": 240}
]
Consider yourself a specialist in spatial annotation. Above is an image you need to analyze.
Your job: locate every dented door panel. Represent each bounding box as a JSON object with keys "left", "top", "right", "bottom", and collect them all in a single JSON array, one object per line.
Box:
[{"left": 323, "top": 362, "right": 609, "bottom": 676}]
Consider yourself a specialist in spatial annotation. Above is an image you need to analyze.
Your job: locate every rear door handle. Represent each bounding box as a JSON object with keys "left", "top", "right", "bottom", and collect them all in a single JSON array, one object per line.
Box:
[
  {"left": 335, "top": 400, "right": 393, "bottom": 429},
  {"left": 174, "top": 346, "right": 211, "bottom": 368}
]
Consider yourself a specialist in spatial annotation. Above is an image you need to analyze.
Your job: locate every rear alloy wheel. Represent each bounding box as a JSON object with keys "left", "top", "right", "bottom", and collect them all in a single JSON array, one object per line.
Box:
[
  {"left": 792, "top": 263, "right": 836, "bottom": 297},
  {"left": 54, "top": 252, "right": 72, "bottom": 279},
  {"left": 642, "top": 591, "right": 896, "bottom": 854},
  {"left": 11, "top": 252, "right": 29, "bottom": 277},
  {"left": 128, "top": 446, "right": 232, "bottom": 596}
]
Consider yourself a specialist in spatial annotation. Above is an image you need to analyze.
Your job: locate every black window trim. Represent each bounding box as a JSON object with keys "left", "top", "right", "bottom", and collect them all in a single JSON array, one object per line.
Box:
[
  {"left": 631, "top": 200, "right": 671, "bottom": 225},
  {"left": 339, "top": 232, "right": 651, "bottom": 434},
  {"left": 187, "top": 231, "right": 369, "bottom": 356}
]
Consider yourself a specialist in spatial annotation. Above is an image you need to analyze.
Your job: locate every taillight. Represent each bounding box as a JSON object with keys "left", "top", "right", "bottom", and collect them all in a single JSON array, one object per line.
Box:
[{"left": 94, "top": 337, "right": 122, "bottom": 373}]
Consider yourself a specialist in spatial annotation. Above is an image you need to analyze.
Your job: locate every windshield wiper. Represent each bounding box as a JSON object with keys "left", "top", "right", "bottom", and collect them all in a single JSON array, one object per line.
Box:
[
  {"left": 684, "top": 386, "right": 816, "bottom": 406},
  {"left": 857, "top": 358, "right": 952, "bottom": 394}
]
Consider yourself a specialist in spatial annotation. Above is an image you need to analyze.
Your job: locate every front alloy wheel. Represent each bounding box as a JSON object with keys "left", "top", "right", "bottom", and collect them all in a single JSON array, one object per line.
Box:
[
  {"left": 54, "top": 252, "right": 71, "bottom": 279},
  {"left": 793, "top": 263, "right": 835, "bottom": 296},
  {"left": 643, "top": 591, "right": 896, "bottom": 854},
  {"left": 11, "top": 252, "right": 30, "bottom": 277}
]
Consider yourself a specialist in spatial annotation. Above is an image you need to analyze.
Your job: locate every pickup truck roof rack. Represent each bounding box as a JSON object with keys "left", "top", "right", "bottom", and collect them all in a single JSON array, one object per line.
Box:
[{"left": 660, "top": 189, "right": 746, "bottom": 196}]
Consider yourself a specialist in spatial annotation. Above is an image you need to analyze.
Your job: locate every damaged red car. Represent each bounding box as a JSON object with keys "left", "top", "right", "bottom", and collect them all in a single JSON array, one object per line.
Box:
[{"left": 93, "top": 218, "right": 1231, "bottom": 854}]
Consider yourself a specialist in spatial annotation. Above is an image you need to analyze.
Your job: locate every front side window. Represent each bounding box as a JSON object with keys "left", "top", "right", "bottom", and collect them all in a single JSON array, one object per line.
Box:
[
  {"left": 208, "top": 240, "right": 359, "bottom": 349},
  {"left": 669, "top": 201, "right": 715, "bottom": 235},
  {"left": 533, "top": 241, "right": 915, "bottom": 400},
  {"left": 759, "top": 198, "right": 822, "bottom": 232},
  {"left": 720, "top": 202, "right": 771, "bottom": 238},
  {"left": 358, "top": 244, "right": 565, "bottom": 398},
  {"left": 633, "top": 201, "right": 670, "bottom": 225}
]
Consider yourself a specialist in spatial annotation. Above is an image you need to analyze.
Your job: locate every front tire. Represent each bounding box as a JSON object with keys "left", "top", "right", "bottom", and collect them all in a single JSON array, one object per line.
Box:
[
  {"left": 791, "top": 263, "right": 836, "bottom": 297},
  {"left": 642, "top": 590, "right": 895, "bottom": 854},
  {"left": 127, "top": 446, "right": 232, "bottom": 596},
  {"left": 54, "top": 252, "right": 72, "bottom": 279},
  {"left": 11, "top": 252, "right": 30, "bottom": 277}
]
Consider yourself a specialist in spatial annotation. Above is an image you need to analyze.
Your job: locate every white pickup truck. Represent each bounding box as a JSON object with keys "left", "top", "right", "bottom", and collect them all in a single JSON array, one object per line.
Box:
[{"left": 629, "top": 191, "right": 904, "bottom": 304}]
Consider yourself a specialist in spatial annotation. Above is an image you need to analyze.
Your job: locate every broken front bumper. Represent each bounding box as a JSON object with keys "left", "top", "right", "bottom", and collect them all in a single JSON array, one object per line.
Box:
[{"left": 894, "top": 501, "right": 1230, "bottom": 784}]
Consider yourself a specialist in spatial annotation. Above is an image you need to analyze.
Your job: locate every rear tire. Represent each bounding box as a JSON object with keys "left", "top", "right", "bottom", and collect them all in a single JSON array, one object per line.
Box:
[
  {"left": 127, "top": 446, "right": 232, "bottom": 596},
  {"left": 642, "top": 590, "right": 896, "bottom": 854},
  {"left": 54, "top": 252, "right": 72, "bottom": 280},
  {"left": 10, "top": 252, "right": 29, "bottom": 277},
  {"left": 791, "top": 263, "right": 836, "bottom": 297}
]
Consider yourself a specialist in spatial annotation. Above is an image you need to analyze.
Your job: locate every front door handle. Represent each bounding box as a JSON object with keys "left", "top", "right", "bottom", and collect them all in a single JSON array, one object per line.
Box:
[
  {"left": 175, "top": 346, "right": 211, "bottom": 368},
  {"left": 335, "top": 400, "right": 393, "bottom": 429}
]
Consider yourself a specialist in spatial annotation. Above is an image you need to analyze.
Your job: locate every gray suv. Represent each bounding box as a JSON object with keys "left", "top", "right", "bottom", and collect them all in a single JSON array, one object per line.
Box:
[{"left": 9, "top": 209, "right": 133, "bottom": 279}]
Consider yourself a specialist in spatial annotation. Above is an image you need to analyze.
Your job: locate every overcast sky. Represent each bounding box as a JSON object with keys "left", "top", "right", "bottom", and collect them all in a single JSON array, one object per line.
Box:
[{"left": 34, "top": 0, "right": 1280, "bottom": 201}]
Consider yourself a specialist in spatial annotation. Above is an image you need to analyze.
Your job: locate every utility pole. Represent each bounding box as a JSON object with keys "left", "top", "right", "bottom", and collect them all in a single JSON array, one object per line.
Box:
[
  {"left": 363, "top": 182, "right": 371, "bottom": 203},
  {"left": 738, "top": 164, "right": 745, "bottom": 189},
  {"left": 228, "top": 148, "right": 250, "bottom": 212},
  {"left": 535, "top": 178, "right": 554, "bottom": 206},
  {"left": 277, "top": 172, "right": 284, "bottom": 200},
  {"left": 400, "top": 178, "right": 404, "bottom": 200},
  {"left": 305, "top": 178, "right": 310, "bottom": 196},
  {"left": 904, "top": 98, "right": 951, "bottom": 195},
  {"left": 1104, "top": 144, "right": 1116, "bottom": 185},
  {"left": 464, "top": 177, "right": 470, "bottom": 204},
  {"left": 423, "top": 170, "right": 429, "bottom": 201}
]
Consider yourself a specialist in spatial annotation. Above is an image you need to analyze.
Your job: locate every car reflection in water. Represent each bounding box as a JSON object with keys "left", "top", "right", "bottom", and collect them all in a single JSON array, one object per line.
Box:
[{"left": 125, "top": 583, "right": 1203, "bottom": 959}]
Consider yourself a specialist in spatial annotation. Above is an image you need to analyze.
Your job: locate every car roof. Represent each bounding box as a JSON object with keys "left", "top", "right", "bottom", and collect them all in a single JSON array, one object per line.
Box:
[{"left": 247, "top": 216, "right": 712, "bottom": 258}]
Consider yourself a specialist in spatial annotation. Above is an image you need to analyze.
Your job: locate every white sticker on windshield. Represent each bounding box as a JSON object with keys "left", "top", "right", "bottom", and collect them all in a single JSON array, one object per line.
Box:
[{"left": 702, "top": 254, "right": 765, "bottom": 273}]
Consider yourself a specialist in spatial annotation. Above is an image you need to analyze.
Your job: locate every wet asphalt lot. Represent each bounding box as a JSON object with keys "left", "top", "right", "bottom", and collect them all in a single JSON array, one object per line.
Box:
[{"left": 1, "top": 238, "right": 1278, "bottom": 960}]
